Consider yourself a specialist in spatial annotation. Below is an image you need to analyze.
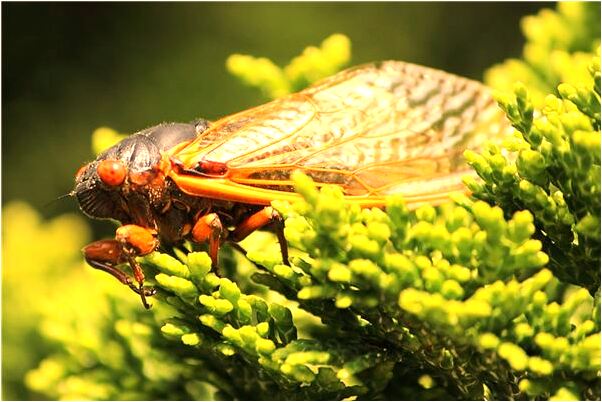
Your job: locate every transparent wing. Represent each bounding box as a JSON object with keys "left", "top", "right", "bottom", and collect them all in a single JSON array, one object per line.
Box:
[{"left": 174, "top": 61, "right": 510, "bottom": 199}]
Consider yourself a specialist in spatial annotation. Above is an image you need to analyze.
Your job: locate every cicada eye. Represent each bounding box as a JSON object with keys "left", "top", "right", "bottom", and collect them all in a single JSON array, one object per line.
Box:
[{"left": 97, "top": 159, "right": 127, "bottom": 186}]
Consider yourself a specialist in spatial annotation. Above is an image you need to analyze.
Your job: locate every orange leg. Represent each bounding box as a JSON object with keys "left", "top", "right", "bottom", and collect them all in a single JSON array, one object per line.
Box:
[
  {"left": 191, "top": 213, "right": 224, "bottom": 268},
  {"left": 83, "top": 239, "right": 129, "bottom": 283},
  {"left": 83, "top": 224, "right": 158, "bottom": 309},
  {"left": 116, "top": 224, "right": 159, "bottom": 308},
  {"left": 231, "top": 207, "right": 289, "bottom": 266}
]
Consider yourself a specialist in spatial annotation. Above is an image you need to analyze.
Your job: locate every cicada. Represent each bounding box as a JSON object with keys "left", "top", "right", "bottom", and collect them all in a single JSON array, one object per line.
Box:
[{"left": 74, "top": 61, "right": 509, "bottom": 308}]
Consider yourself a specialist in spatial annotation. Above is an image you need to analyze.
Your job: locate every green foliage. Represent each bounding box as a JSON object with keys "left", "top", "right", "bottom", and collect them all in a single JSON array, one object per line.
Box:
[
  {"left": 465, "top": 50, "right": 601, "bottom": 293},
  {"left": 226, "top": 33, "right": 351, "bottom": 99},
  {"left": 139, "top": 251, "right": 397, "bottom": 399},
  {"left": 2, "top": 203, "right": 92, "bottom": 399},
  {"left": 251, "top": 174, "right": 598, "bottom": 400},
  {"left": 24, "top": 297, "right": 219, "bottom": 400},
  {"left": 485, "top": 2, "right": 600, "bottom": 106}
]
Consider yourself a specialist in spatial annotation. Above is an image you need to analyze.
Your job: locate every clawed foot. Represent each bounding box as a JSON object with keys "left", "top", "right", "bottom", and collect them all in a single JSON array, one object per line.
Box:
[{"left": 128, "top": 282, "right": 156, "bottom": 309}]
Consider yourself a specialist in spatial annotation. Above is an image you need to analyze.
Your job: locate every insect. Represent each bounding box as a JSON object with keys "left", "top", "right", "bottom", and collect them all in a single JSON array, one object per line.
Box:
[{"left": 74, "top": 61, "right": 509, "bottom": 308}]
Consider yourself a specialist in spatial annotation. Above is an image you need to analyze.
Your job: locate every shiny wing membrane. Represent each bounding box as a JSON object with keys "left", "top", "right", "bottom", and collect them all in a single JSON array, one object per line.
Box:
[{"left": 172, "top": 61, "right": 510, "bottom": 206}]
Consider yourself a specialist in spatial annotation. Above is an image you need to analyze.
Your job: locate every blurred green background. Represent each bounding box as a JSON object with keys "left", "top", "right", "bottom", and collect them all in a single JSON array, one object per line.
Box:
[
  {"left": 2, "top": 2, "right": 553, "bottom": 400},
  {"left": 3, "top": 2, "right": 549, "bottom": 218}
]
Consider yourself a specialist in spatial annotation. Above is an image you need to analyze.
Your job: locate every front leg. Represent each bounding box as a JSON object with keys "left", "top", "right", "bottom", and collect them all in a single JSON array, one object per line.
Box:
[{"left": 83, "top": 224, "right": 159, "bottom": 309}]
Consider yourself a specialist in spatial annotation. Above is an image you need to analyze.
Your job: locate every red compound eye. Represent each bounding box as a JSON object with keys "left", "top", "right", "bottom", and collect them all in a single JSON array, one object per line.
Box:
[{"left": 97, "top": 159, "right": 127, "bottom": 186}]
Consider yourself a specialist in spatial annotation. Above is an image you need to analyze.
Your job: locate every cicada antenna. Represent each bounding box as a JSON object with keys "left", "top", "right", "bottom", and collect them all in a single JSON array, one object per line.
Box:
[{"left": 42, "top": 190, "right": 76, "bottom": 210}]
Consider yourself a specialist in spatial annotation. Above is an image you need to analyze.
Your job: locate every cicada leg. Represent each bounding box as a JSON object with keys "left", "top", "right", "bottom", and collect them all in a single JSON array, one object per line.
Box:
[
  {"left": 231, "top": 206, "right": 289, "bottom": 266},
  {"left": 190, "top": 208, "right": 289, "bottom": 273},
  {"left": 115, "top": 225, "right": 159, "bottom": 308},
  {"left": 82, "top": 225, "right": 159, "bottom": 309},
  {"left": 83, "top": 239, "right": 132, "bottom": 284},
  {"left": 191, "top": 213, "right": 224, "bottom": 269}
]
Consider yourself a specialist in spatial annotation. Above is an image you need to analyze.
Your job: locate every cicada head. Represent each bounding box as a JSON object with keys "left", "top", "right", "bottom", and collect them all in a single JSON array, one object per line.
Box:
[
  {"left": 74, "top": 134, "right": 163, "bottom": 224},
  {"left": 74, "top": 122, "right": 207, "bottom": 226}
]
